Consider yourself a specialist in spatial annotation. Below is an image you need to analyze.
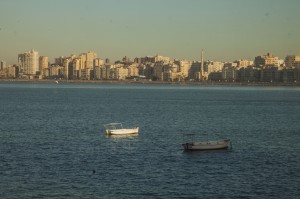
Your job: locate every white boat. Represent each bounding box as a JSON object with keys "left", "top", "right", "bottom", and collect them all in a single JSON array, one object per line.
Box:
[
  {"left": 182, "top": 138, "right": 231, "bottom": 151},
  {"left": 104, "top": 123, "right": 139, "bottom": 135}
]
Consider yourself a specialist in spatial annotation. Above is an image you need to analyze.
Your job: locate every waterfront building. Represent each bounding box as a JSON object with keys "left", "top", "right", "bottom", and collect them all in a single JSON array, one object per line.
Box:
[
  {"left": 153, "top": 62, "right": 164, "bottom": 80},
  {"left": 39, "top": 56, "right": 49, "bottom": 77},
  {"left": 0, "top": 66, "right": 7, "bottom": 78},
  {"left": 72, "top": 58, "right": 81, "bottom": 79},
  {"left": 189, "top": 62, "right": 201, "bottom": 80},
  {"left": 1, "top": 60, "right": 6, "bottom": 70},
  {"left": 234, "top": 59, "right": 253, "bottom": 68},
  {"left": 222, "top": 64, "right": 238, "bottom": 81},
  {"left": 55, "top": 56, "right": 65, "bottom": 66},
  {"left": 208, "top": 72, "right": 222, "bottom": 81},
  {"left": 282, "top": 68, "right": 300, "bottom": 83},
  {"left": 108, "top": 64, "right": 127, "bottom": 80},
  {"left": 94, "top": 58, "right": 104, "bottom": 67},
  {"left": 63, "top": 59, "right": 71, "bottom": 80},
  {"left": 138, "top": 63, "right": 154, "bottom": 79},
  {"left": 285, "top": 55, "right": 300, "bottom": 68},
  {"left": 206, "top": 61, "right": 224, "bottom": 74},
  {"left": 18, "top": 49, "right": 39, "bottom": 77},
  {"left": 162, "top": 63, "right": 180, "bottom": 81},
  {"left": 0, "top": 65, "right": 18, "bottom": 79},
  {"left": 254, "top": 53, "right": 279, "bottom": 67},
  {"left": 128, "top": 63, "right": 139, "bottom": 77},
  {"left": 260, "top": 67, "right": 282, "bottom": 82},
  {"left": 85, "top": 51, "right": 97, "bottom": 69},
  {"left": 94, "top": 66, "right": 102, "bottom": 80},
  {"left": 174, "top": 59, "right": 192, "bottom": 80},
  {"left": 80, "top": 68, "right": 94, "bottom": 80},
  {"left": 79, "top": 53, "right": 87, "bottom": 70},
  {"left": 117, "top": 66, "right": 128, "bottom": 80},
  {"left": 237, "top": 66, "right": 261, "bottom": 82},
  {"left": 163, "top": 71, "right": 177, "bottom": 82},
  {"left": 101, "top": 65, "right": 111, "bottom": 80},
  {"left": 224, "top": 62, "right": 238, "bottom": 68},
  {"left": 49, "top": 65, "right": 64, "bottom": 78}
]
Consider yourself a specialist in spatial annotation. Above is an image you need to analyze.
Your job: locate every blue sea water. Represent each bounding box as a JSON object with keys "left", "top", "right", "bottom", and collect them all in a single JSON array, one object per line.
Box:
[{"left": 0, "top": 82, "right": 300, "bottom": 198}]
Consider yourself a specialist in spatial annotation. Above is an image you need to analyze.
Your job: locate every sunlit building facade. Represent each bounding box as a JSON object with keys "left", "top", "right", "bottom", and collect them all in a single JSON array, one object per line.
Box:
[
  {"left": 39, "top": 56, "right": 49, "bottom": 77},
  {"left": 254, "top": 53, "right": 279, "bottom": 67},
  {"left": 18, "top": 50, "right": 39, "bottom": 76}
]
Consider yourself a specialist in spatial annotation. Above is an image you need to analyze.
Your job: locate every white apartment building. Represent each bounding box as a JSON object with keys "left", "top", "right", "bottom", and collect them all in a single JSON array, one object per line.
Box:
[
  {"left": 128, "top": 63, "right": 139, "bottom": 77},
  {"left": 206, "top": 61, "right": 224, "bottom": 74},
  {"left": 85, "top": 51, "right": 97, "bottom": 69},
  {"left": 18, "top": 49, "right": 39, "bottom": 76},
  {"left": 94, "top": 58, "right": 105, "bottom": 67},
  {"left": 108, "top": 64, "right": 128, "bottom": 80},
  {"left": 234, "top": 59, "right": 253, "bottom": 68},
  {"left": 174, "top": 59, "right": 192, "bottom": 79}
]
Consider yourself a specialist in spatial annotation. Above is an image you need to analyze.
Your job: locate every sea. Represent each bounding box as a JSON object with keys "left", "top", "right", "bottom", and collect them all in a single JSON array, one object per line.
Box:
[{"left": 0, "top": 82, "right": 300, "bottom": 199}]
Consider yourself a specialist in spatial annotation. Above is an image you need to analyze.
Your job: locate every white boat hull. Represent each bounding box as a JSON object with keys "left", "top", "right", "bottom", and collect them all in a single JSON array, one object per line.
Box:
[
  {"left": 182, "top": 139, "right": 231, "bottom": 151},
  {"left": 106, "top": 127, "right": 139, "bottom": 135}
]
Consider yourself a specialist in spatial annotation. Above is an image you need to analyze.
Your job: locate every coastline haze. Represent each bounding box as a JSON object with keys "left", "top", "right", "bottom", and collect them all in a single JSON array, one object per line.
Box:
[{"left": 0, "top": 0, "right": 300, "bottom": 64}]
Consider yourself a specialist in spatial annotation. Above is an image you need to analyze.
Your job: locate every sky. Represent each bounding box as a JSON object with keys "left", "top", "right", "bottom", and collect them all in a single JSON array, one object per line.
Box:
[{"left": 0, "top": 0, "right": 300, "bottom": 64}]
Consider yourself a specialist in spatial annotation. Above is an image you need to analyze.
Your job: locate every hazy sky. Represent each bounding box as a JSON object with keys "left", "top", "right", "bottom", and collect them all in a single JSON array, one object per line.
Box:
[{"left": 0, "top": 0, "right": 300, "bottom": 64}]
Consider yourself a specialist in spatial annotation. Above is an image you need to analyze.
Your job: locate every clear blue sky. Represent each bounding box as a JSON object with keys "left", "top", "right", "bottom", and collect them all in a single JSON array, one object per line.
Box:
[{"left": 0, "top": 0, "right": 300, "bottom": 64}]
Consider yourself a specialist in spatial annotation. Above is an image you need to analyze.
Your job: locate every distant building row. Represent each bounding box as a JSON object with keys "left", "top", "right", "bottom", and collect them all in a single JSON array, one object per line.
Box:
[{"left": 1, "top": 50, "right": 300, "bottom": 83}]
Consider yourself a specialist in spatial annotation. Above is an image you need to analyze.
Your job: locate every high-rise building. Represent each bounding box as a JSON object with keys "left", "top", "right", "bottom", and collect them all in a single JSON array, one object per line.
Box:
[
  {"left": 174, "top": 59, "right": 191, "bottom": 79},
  {"left": 39, "top": 56, "right": 49, "bottom": 76},
  {"left": 63, "top": 59, "right": 71, "bottom": 80},
  {"left": 72, "top": 58, "right": 81, "bottom": 79},
  {"left": 94, "top": 58, "right": 104, "bottom": 67},
  {"left": 18, "top": 49, "right": 39, "bottom": 75},
  {"left": 85, "top": 51, "right": 97, "bottom": 69}
]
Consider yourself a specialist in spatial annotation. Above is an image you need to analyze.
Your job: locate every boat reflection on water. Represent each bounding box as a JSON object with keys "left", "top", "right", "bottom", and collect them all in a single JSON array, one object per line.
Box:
[
  {"left": 106, "top": 133, "right": 139, "bottom": 139},
  {"left": 182, "top": 148, "right": 232, "bottom": 155}
]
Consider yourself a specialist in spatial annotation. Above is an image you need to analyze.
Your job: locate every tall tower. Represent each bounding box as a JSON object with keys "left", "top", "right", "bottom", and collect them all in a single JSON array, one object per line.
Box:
[
  {"left": 0, "top": 60, "right": 6, "bottom": 70},
  {"left": 39, "top": 56, "right": 49, "bottom": 76},
  {"left": 63, "top": 59, "right": 70, "bottom": 80},
  {"left": 201, "top": 50, "right": 204, "bottom": 80}
]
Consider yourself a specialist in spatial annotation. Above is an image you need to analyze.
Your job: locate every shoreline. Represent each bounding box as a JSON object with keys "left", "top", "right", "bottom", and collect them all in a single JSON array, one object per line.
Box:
[{"left": 0, "top": 78, "right": 299, "bottom": 87}]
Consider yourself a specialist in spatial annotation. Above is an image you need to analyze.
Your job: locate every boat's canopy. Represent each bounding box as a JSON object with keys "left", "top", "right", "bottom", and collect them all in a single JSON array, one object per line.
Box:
[{"left": 104, "top": 123, "right": 123, "bottom": 130}]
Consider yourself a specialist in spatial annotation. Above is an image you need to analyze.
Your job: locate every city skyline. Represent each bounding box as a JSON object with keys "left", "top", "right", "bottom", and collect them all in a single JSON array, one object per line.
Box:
[{"left": 1, "top": 0, "right": 300, "bottom": 64}]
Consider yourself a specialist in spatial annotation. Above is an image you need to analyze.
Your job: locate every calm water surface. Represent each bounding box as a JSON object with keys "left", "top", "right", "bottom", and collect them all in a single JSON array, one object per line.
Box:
[{"left": 0, "top": 82, "right": 300, "bottom": 198}]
